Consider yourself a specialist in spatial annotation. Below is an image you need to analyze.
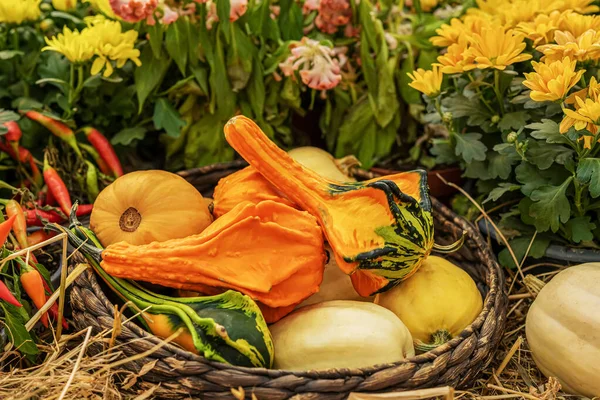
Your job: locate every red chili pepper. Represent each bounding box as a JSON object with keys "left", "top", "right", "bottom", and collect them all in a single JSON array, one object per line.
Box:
[
  {"left": 82, "top": 127, "right": 123, "bottom": 178},
  {"left": 5, "top": 200, "right": 28, "bottom": 249},
  {"left": 25, "top": 205, "right": 93, "bottom": 226},
  {"left": 20, "top": 267, "right": 48, "bottom": 327},
  {"left": 0, "top": 215, "right": 16, "bottom": 246},
  {"left": 3, "top": 121, "right": 22, "bottom": 157},
  {"left": 0, "top": 142, "right": 43, "bottom": 187},
  {"left": 80, "top": 143, "right": 111, "bottom": 175},
  {"left": 27, "top": 230, "right": 57, "bottom": 247},
  {"left": 23, "top": 111, "right": 82, "bottom": 158},
  {"left": 25, "top": 209, "right": 63, "bottom": 226},
  {"left": 0, "top": 280, "right": 22, "bottom": 307},
  {"left": 43, "top": 157, "right": 72, "bottom": 216}
]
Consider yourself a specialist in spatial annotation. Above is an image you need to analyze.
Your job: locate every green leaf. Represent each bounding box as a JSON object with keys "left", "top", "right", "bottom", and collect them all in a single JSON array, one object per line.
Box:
[
  {"left": 526, "top": 141, "right": 574, "bottom": 170},
  {"left": 358, "top": 0, "right": 377, "bottom": 50},
  {"left": 0, "top": 109, "right": 20, "bottom": 125},
  {"left": 484, "top": 183, "right": 520, "bottom": 203},
  {"left": 464, "top": 160, "right": 491, "bottom": 180},
  {"left": 0, "top": 50, "right": 24, "bottom": 60},
  {"left": 487, "top": 152, "right": 513, "bottom": 180},
  {"left": 134, "top": 46, "right": 172, "bottom": 113},
  {"left": 38, "top": 52, "right": 70, "bottom": 83},
  {"left": 1, "top": 304, "right": 38, "bottom": 356},
  {"left": 186, "top": 18, "right": 200, "bottom": 67},
  {"left": 147, "top": 23, "right": 164, "bottom": 59},
  {"left": 217, "top": 0, "right": 231, "bottom": 42},
  {"left": 498, "top": 235, "right": 551, "bottom": 269},
  {"left": 444, "top": 95, "right": 492, "bottom": 126},
  {"left": 373, "top": 51, "right": 399, "bottom": 128},
  {"left": 278, "top": 0, "right": 303, "bottom": 40},
  {"left": 359, "top": 31, "right": 377, "bottom": 102},
  {"left": 564, "top": 216, "right": 596, "bottom": 243},
  {"left": 515, "top": 162, "right": 562, "bottom": 196},
  {"left": 398, "top": 54, "right": 421, "bottom": 105},
  {"left": 184, "top": 113, "right": 234, "bottom": 168},
  {"left": 497, "top": 111, "right": 530, "bottom": 131},
  {"left": 430, "top": 139, "right": 459, "bottom": 164},
  {"left": 165, "top": 19, "right": 189, "bottom": 75},
  {"left": 153, "top": 98, "right": 186, "bottom": 138},
  {"left": 577, "top": 158, "right": 600, "bottom": 197},
  {"left": 527, "top": 119, "right": 569, "bottom": 144},
  {"left": 247, "top": 56, "right": 265, "bottom": 118},
  {"left": 111, "top": 126, "right": 147, "bottom": 146},
  {"left": 212, "top": 33, "right": 236, "bottom": 119},
  {"left": 227, "top": 25, "right": 254, "bottom": 92},
  {"left": 529, "top": 177, "right": 573, "bottom": 232},
  {"left": 416, "top": 49, "right": 439, "bottom": 70},
  {"left": 453, "top": 132, "right": 487, "bottom": 163},
  {"left": 191, "top": 65, "right": 209, "bottom": 95}
]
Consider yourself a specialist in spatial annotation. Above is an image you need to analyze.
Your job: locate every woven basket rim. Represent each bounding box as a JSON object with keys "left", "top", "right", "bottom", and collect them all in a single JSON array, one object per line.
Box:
[{"left": 70, "top": 161, "right": 508, "bottom": 392}]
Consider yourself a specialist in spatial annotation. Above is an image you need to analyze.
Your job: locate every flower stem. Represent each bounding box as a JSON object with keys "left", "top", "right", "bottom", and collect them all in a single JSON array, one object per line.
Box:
[
  {"left": 467, "top": 73, "right": 495, "bottom": 114},
  {"left": 574, "top": 176, "right": 585, "bottom": 216},
  {"left": 494, "top": 69, "right": 505, "bottom": 115}
]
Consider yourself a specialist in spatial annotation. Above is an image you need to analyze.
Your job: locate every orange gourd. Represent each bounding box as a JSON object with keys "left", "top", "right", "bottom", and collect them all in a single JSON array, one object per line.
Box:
[
  {"left": 91, "top": 170, "right": 212, "bottom": 246},
  {"left": 101, "top": 200, "right": 326, "bottom": 309},
  {"left": 224, "top": 116, "right": 435, "bottom": 297},
  {"left": 213, "top": 167, "right": 296, "bottom": 218}
]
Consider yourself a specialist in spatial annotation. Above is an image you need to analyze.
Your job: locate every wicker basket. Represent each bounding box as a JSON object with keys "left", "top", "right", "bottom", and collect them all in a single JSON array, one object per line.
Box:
[{"left": 70, "top": 162, "right": 508, "bottom": 400}]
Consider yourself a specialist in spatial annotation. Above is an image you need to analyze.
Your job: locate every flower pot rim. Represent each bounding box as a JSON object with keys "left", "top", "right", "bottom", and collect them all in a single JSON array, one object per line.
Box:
[{"left": 478, "top": 219, "right": 600, "bottom": 264}]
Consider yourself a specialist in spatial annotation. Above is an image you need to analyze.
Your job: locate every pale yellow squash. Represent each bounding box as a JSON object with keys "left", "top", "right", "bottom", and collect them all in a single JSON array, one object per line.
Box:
[
  {"left": 288, "top": 146, "right": 358, "bottom": 182},
  {"left": 298, "top": 245, "right": 373, "bottom": 307},
  {"left": 526, "top": 263, "right": 600, "bottom": 398},
  {"left": 91, "top": 170, "right": 212, "bottom": 246},
  {"left": 270, "top": 300, "right": 414, "bottom": 370},
  {"left": 375, "top": 256, "right": 482, "bottom": 350}
]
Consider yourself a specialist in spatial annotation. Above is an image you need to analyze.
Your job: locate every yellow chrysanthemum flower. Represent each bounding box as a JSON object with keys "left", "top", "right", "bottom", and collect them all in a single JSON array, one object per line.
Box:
[
  {"left": 464, "top": 26, "right": 532, "bottom": 70},
  {"left": 407, "top": 65, "right": 444, "bottom": 97},
  {"left": 43, "top": 16, "right": 141, "bottom": 77},
  {"left": 538, "top": 29, "right": 600, "bottom": 62},
  {"left": 437, "top": 37, "right": 475, "bottom": 74},
  {"left": 85, "top": 16, "right": 142, "bottom": 77},
  {"left": 0, "top": 0, "right": 42, "bottom": 24},
  {"left": 558, "top": 11, "right": 600, "bottom": 38},
  {"left": 52, "top": 0, "right": 77, "bottom": 11},
  {"left": 556, "top": 0, "right": 599, "bottom": 14},
  {"left": 523, "top": 57, "right": 584, "bottom": 102},
  {"left": 472, "top": 0, "right": 560, "bottom": 27},
  {"left": 516, "top": 11, "right": 562, "bottom": 46},
  {"left": 430, "top": 15, "right": 490, "bottom": 47},
  {"left": 561, "top": 96, "right": 600, "bottom": 133},
  {"left": 42, "top": 26, "right": 96, "bottom": 63}
]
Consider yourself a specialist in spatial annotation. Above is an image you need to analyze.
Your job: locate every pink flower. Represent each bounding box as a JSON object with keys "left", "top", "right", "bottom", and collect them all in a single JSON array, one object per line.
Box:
[
  {"left": 161, "top": 4, "right": 179, "bottom": 24},
  {"left": 343, "top": 24, "right": 360, "bottom": 38},
  {"left": 109, "top": 0, "right": 158, "bottom": 23},
  {"left": 279, "top": 37, "right": 343, "bottom": 91},
  {"left": 303, "top": 0, "right": 319, "bottom": 14},
  {"left": 316, "top": 0, "right": 351, "bottom": 34},
  {"left": 270, "top": 5, "right": 280, "bottom": 19},
  {"left": 230, "top": 0, "right": 247, "bottom": 21},
  {"left": 205, "top": 0, "right": 218, "bottom": 29}
]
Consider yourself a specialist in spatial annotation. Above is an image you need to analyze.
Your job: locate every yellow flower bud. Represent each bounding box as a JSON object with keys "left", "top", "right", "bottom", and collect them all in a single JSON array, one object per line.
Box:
[{"left": 52, "top": 0, "right": 77, "bottom": 11}]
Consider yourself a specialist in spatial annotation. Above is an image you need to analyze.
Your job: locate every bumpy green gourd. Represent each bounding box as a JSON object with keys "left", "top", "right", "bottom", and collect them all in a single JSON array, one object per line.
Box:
[{"left": 52, "top": 209, "right": 273, "bottom": 368}]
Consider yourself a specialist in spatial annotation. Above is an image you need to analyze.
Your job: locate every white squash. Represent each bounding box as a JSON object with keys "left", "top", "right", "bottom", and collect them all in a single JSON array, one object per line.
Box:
[
  {"left": 270, "top": 300, "right": 414, "bottom": 370},
  {"left": 298, "top": 245, "right": 373, "bottom": 307},
  {"left": 526, "top": 263, "right": 600, "bottom": 398}
]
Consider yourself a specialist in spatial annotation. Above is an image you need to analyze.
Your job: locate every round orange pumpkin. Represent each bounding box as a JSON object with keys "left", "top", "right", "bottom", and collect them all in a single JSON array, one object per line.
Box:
[{"left": 90, "top": 170, "right": 212, "bottom": 246}]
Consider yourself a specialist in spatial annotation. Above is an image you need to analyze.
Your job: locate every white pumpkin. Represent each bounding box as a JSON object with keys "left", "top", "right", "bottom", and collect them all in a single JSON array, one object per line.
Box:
[
  {"left": 270, "top": 300, "right": 414, "bottom": 370},
  {"left": 525, "top": 263, "right": 600, "bottom": 398}
]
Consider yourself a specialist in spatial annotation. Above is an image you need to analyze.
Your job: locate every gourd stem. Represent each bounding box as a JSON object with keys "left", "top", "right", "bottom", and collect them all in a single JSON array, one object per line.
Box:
[
  {"left": 524, "top": 274, "right": 546, "bottom": 295},
  {"left": 334, "top": 155, "right": 361, "bottom": 177},
  {"left": 414, "top": 329, "right": 453, "bottom": 353},
  {"left": 433, "top": 231, "right": 466, "bottom": 254}
]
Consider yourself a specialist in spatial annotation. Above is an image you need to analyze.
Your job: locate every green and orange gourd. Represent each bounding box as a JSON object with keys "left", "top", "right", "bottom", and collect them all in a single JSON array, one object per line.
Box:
[{"left": 223, "top": 116, "right": 436, "bottom": 297}]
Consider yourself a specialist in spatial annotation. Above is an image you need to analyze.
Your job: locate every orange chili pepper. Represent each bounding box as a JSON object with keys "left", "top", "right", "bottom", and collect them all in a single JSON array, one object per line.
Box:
[
  {"left": 20, "top": 267, "right": 48, "bottom": 327},
  {"left": 5, "top": 200, "right": 28, "bottom": 249}
]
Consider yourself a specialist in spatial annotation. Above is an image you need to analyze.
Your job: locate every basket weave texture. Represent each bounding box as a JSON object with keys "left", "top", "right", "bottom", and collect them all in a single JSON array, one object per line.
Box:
[{"left": 70, "top": 161, "right": 508, "bottom": 400}]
